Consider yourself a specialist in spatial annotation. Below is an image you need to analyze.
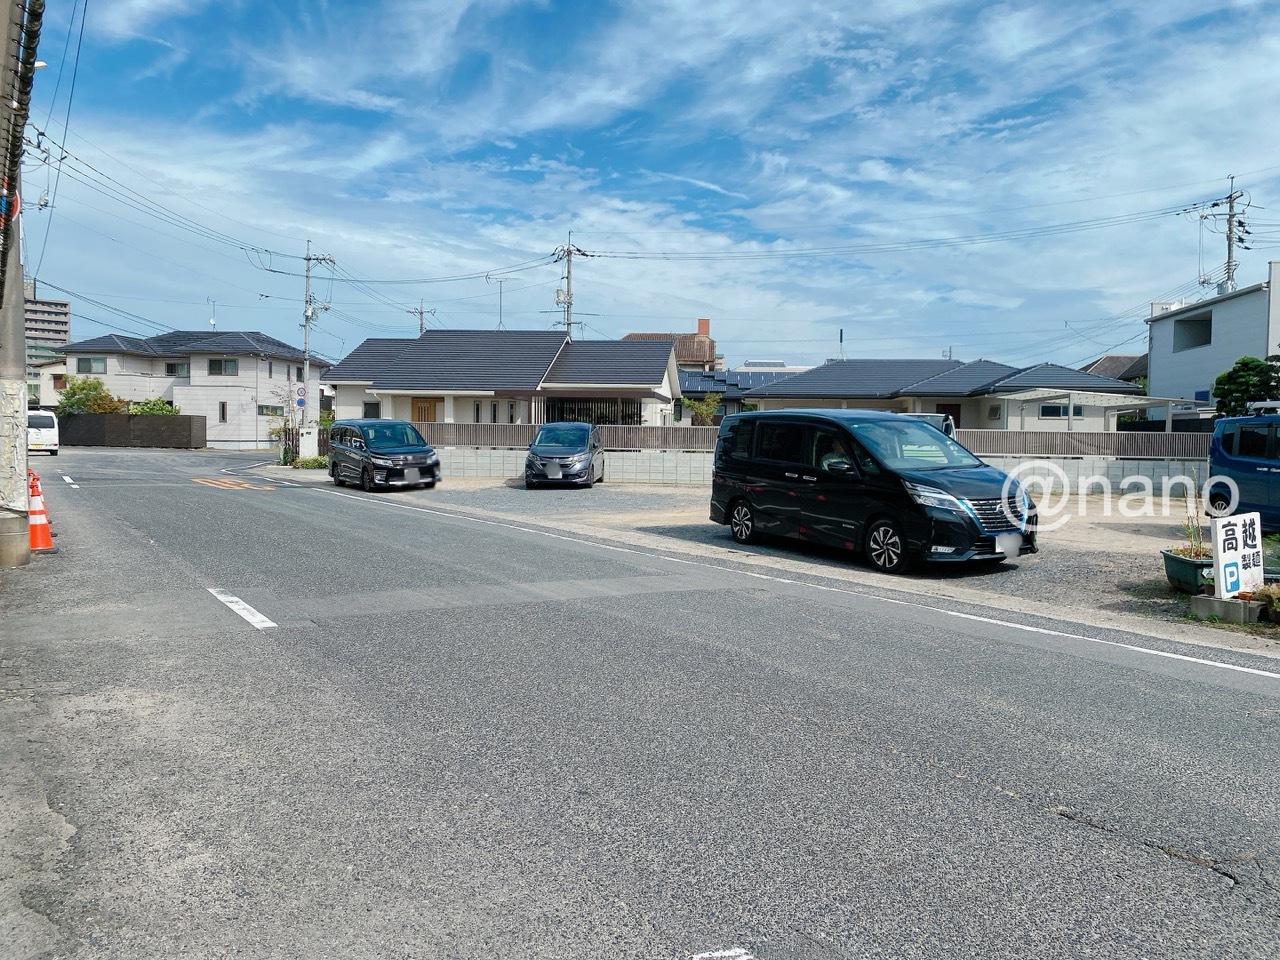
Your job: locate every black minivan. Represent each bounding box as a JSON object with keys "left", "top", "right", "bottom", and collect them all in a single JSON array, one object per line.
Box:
[
  {"left": 329, "top": 419, "right": 441, "bottom": 491},
  {"left": 710, "top": 409, "right": 1036, "bottom": 572}
]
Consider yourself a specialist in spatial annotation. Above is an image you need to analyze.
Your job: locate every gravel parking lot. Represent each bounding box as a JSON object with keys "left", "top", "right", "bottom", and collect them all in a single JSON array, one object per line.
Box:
[{"left": 279, "top": 468, "right": 1280, "bottom": 659}]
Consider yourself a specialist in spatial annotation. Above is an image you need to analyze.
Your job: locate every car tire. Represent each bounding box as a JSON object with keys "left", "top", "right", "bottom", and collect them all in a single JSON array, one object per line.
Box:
[
  {"left": 1208, "top": 492, "right": 1232, "bottom": 516},
  {"left": 331, "top": 464, "right": 345, "bottom": 487},
  {"left": 866, "top": 517, "right": 913, "bottom": 573},
  {"left": 729, "top": 499, "right": 758, "bottom": 544},
  {"left": 50, "top": 450, "right": 58, "bottom": 457},
  {"left": 361, "top": 467, "right": 376, "bottom": 492},
  {"left": 525, "top": 480, "right": 536, "bottom": 490}
]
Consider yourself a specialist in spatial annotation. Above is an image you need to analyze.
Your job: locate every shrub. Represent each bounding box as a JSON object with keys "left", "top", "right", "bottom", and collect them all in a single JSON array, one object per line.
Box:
[
  {"left": 292, "top": 456, "right": 329, "bottom": 470},
  {"left": 56, "top": 375, "right": 127, "bottom": 416},
  {"left": 130, "top": 396, "right": 180, "bottom": 415}
]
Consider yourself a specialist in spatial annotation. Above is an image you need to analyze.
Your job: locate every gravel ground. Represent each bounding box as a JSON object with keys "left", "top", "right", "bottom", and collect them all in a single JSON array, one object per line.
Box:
[{"left": 276, "top": 468, "right": 1280, "bottom": 659}]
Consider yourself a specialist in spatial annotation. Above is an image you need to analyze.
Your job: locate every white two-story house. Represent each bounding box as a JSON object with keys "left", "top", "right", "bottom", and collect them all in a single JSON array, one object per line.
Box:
[
  {"left": 1146, "top": 260, "right": 1280, "bottom": 414},
  {"left": 58, "top": 330, "right": 328, "bottom": 449}
]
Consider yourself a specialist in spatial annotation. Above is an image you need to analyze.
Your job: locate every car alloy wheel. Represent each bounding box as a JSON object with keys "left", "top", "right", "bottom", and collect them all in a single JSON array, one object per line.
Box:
[
  {"left": 729, "top": 500, "right": 757, "bottom": 544},
  {"left": 331, "top": 464, "right": 345, "bottom": 487},
  {"left": 362, "top": 467, "right": 376, "bottom": 492},
  {"left": 866, "top": 518, "right": 910, "bottom": 573}
]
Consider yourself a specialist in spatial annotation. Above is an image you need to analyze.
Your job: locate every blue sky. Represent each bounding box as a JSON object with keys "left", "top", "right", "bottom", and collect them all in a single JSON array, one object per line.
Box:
[{"left": 21, "top": 0, "right": 1280, "bottom": 369}]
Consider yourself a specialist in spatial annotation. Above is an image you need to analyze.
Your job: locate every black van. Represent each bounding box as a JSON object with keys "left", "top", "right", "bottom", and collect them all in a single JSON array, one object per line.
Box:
[
  {"left": 710, "top": 409, "right": 1036, "bottom": 572},
  {"left": 329, "top": 419, "right": 441, "bottom": 491}
]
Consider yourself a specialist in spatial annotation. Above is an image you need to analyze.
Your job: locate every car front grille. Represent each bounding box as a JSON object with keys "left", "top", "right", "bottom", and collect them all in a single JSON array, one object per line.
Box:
[
  {"left": 964, "top": 496, "right": 1026, "bottom": 533},
  {"left": 386, "top": 454, "right": 434, "bottom": 467}
]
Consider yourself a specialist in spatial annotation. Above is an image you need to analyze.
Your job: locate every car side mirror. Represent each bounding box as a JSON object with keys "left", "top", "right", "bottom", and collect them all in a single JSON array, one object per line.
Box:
[{"left": 827, "top": 459, "right": 857, "bottom": 476}]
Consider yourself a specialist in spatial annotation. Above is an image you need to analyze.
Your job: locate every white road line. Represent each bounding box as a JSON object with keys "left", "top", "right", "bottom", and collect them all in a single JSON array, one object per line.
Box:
[
  {"left": 326, "top": 489, "right": 1280, "bottom": 682},
  {"left": 207, "top": 588, "right": 277, "bottom": 630},
  {"left": 221, "top": 462, "right": 300, "bottom": 486},
  {"left": 61, "top": 475, "right": 79, "bottom": 488},
  {"left": 692, "top": 950, "right": 755, "bottom": 960}
]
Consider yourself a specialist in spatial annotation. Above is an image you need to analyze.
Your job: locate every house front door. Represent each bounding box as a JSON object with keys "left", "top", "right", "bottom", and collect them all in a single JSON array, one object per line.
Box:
[{"left": 412, "top": 398, "right": 439, "bottom": 422}]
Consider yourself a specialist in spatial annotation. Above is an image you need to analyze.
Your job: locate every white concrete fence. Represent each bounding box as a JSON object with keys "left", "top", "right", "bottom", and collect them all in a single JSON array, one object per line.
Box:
[{"left": 437, "top": 446, "right": 1212, "bottom": 492}]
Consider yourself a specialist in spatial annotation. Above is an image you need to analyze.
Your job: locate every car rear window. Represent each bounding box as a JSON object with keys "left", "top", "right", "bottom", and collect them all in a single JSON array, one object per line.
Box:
[{"left": 29, "top": 415, "right": 55, "bottom": 429}]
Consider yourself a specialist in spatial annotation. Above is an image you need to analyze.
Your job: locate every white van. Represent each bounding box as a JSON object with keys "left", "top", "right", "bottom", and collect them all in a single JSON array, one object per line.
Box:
[{"left": 27, "top": 410, "right": 59, "bottom": 456}]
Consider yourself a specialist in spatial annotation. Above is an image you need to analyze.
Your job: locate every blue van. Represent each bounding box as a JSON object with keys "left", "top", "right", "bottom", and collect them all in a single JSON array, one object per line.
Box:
[{"left": 1207, "top": 414, "right": 1280, "bottom": 529}]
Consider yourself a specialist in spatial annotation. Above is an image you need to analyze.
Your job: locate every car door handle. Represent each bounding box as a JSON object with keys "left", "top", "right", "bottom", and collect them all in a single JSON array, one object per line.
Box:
[
  {"left": 785, "top": 472, "right": 799, "bottom": 478},
  {"left": 802, "top": 475, "right": 817, "bottom": 481}
]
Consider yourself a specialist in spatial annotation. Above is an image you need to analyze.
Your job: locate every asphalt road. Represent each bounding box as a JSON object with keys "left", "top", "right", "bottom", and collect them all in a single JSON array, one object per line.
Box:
[{"left": 3, "top": 448, "right": 1278, "bottom": 960}]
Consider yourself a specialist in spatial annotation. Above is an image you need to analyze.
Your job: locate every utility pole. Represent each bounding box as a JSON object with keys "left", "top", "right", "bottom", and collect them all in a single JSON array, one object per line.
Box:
[
  {"left": 486, "top": 276, "right": 506, "bottom": 329},
  {"left": 0, "top": 0, "right": 45, "bottom": 569},
  {"left": 407, "top": 300, "right": 434, "bottom": 335},
  {"left": 299, "top": 240, "right": 333, "bottom": 457},
  {"left": 1225, "top": 175, "right": 1242, "bottom": 292},
  {"left": 554, "top": 233, "right": 585, "bottom": 339}
]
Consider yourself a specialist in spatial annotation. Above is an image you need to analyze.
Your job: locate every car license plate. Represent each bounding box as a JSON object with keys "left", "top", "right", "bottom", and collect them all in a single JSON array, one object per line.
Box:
[
  {"left": 995, "top": 532, "right": 1023, "bottom": 555},
  {"left": 30, "top": 443, "right": 43, "bottom": 449},
  {"left": 545, "top": 463, "right": 562, "bottom": 479},
  {"left": 404, "top": 467, "right": 420, "bottom": 483}
]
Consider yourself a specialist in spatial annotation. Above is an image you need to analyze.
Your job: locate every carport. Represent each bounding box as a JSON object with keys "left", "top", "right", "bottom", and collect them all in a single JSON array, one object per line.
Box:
[{"left": 999, "top": 388, "right": 1189, "bottom": 431}]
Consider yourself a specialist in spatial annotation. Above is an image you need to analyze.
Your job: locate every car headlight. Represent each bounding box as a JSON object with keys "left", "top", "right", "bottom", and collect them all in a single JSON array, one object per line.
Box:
[
  {"left": 371, "top": 457, "right": 394, "bottom": 467},
  {"left": 902, "top": 480, "right": 965, "bottom": 512},
  {"left": 527, "top": 454, "right": 544, "bottom": 466}
]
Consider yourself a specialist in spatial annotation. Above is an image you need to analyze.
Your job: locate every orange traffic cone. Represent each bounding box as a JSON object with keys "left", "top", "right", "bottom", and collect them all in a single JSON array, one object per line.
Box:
[
  {"left": 28, "top": 487, "right": 58, "bottom": 554},
  {"left": 28, "top": 470, "right": 55, "bottom": 537}
]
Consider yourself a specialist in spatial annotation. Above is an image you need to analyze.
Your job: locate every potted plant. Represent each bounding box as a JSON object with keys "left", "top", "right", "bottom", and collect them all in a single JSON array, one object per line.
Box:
[{"left": 1163, "top": 506, "right": 1214, "bottom": 594}]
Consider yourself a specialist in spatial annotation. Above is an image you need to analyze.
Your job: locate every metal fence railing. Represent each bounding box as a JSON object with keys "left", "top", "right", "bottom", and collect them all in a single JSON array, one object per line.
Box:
[
  {"left": 412, "top": 422, "right": 722, "bottom": 451},
  {"left": 404, "top": 422, "right": 1210, "bottom": 459},
  {"left": 955, "top": 429, "right": 1210, "bottom": 459}
]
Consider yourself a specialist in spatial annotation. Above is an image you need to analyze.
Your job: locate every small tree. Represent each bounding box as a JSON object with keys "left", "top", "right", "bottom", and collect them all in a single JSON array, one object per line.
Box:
[
  {"left": 56, "top": 375, "right": 127, "bottom": 416},
  {"left": 684, "top": 393, "right": 723, "bottom": 427},
  {"left": 130, "top": 396, "right": 180, "bottom": 415},
  {"left": 1212, "top": 355, "right": 1280, "bottom": 417}
]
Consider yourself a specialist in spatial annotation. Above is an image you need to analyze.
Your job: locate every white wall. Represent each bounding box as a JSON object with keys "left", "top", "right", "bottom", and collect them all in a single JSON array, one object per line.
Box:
[{"left": 1147, "top": 278, "right": 1275, "bottom": 406}]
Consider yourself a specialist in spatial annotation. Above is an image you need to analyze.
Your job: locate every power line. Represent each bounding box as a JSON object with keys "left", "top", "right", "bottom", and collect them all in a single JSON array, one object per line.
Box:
[
  {"left": 32, "top": 0, "right": 88, "bottom": 276},
  {"left": 578, "top": 202, "right": 1207, "bottom": 263}
]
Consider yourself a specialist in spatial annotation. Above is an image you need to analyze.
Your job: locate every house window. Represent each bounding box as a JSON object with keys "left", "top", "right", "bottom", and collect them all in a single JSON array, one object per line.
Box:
[
  {"left": 257, "top": 404, "right": 285, "bottom": 417},
  {"left": 208, "top": 358, "right": 238, "bottom": 376},
  {"left": 164, "top": 362, "right": 190, "bottom": 377},
  {"left": 362, "top": 401, "right": 381, "bottom": 419},
  {"left": 1172, "top": 314, "right": 1212, "bottom": 352},
  {"left": 52, "top": 375, "right": 65, "bottom": 390},
  {"left": 296, "top": 366, "right": 303, "bottom": 381},
  {"left": 987, "top": 404, "right": 1002, "bottom": 421},
  {"left": 491, "top": 401, "right": 499, "bottom": 423},
  {"left": 508, "top": 402, "right": 516, "bottom": 424},
  {"left": 475, "top": 401, "right": 482, "bottom": 422},
  {"left": 76, "top": 357, "right": 106, "bottom": 374},
  {"left": 1039, "top": 404, "right": 1085, "bottom": 419},
  {"left": 218, "top": 402, "right": 228, "bottom": 423},
  {"left": 674, "top": 400, "right": 683, "bottom": 422},
  {"left": 268, "top": 361, "right": 274, "bottom": 379}
]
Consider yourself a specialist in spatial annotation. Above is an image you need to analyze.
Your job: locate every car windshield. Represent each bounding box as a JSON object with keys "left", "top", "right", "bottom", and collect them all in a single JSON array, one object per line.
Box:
[
  {"left": 850, "top": 419, "right": 980, "bottom": 470},
  {"left": 29, "top": 415, "right": 55, "bottom": 429},
  {"left": 534, "top": 424, "right": 589, "bottom": 446},
  {"left": 362, "top": 422, "right": 426, "bottom": 449}
]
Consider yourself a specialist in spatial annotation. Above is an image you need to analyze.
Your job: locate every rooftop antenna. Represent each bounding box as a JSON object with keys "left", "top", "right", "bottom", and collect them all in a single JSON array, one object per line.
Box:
[
  {"left": 839, "top": 328, "right": 845, "bottom": 359},
  {"left": 208, "top": 297, "right": 217, "bottom": 332}
]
